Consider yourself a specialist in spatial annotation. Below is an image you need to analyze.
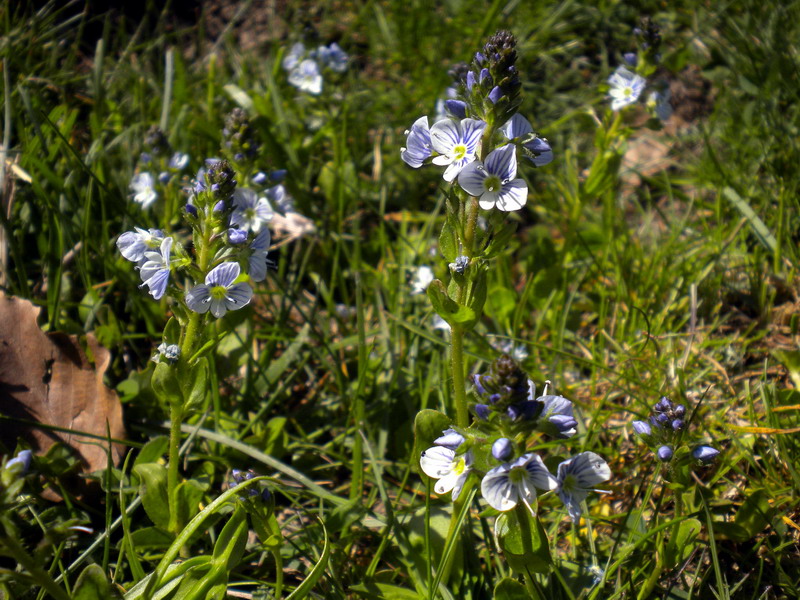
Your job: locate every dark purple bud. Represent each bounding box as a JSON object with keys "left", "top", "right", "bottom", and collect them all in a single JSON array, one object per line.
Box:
[
  {"left": 234, "top": 153, "right": 245, "bottom": 162},
  {"left": 488, "top": 86, "right": 503, "bottom": 104},
  {"left": 228, "top": 228, "right": 248, "bottom": 244},
  {"left": 231, "top": 469, "right": 246, "bottom": 483},
  {"left": 253, "top": 171, "right": 268, "bottom": 185},
  {"left": 657, "top": 446, "right": 673, "bottom": 462},
  {"left": 674, "top": 404, "right": 686, "bottom": 418},
  {"left": 671, "top": 419, "right": 684, "bottom": 431},
  {"left": 261, "top": 488, "right": 272, "bottom": 502},
  {"left": 475, "top": 404, "right": 490, "bottom": 420},
  {"left": 655, "top": 413, "right": 669, "bottom": 425},
  {"left": 270, "top": 169, "right": 287, "bottom": 182},
  {"left": 479, "top": 68, "right": 492, "bottom": 86},
  {"left": 632, "top": 420, "right": 652, "bottom": 436},
  {"left": 466, "top": 71, "right": 476, "bottom": 91},
  {"left": 474, "top": 51, "right": 486, "bottom": 65},
  {"left": 491, "top": 438, "right": 513, "bottom": 462},
  {"left": 507, "top": 400, "right": 540, "bottom": 421},
  {"left": 434, "top": 428, "right": 465, "bottom": 450},
  {"left": 158, "top": 171, "right": 170, "bottom": 184},
  {"left": 657, "top": 397, "right": 673, "bottom": 412},
  {"left": 6, "top": 450, "right": 32, "bottom": 474},
  {"left": 692, "top": 445, "right": 719, "bottom": 463},
  {"left": 214, "top": 200, "right": 226, "bottom": 212},
  {"left": 623, "top": 52, "right": 638, "bottom": 66},
  {"left": 445, "top": 99, "right": 467, "bottom": 119},
  {"left": 185, "top": 202, "right": 198, "bottom": 217},
  {"left": 472, "top": 374, "right": 487, "bottom": 395},
  {"left": 488, "top": 393, "right": 501, "bottom": 404}
]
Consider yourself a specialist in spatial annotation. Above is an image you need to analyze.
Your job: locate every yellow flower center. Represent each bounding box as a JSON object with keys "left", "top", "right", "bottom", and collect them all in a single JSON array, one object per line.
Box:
[
  {"left": 452, "top": 144, "right": 467, "bottom": 160},
  {"left": 210, "top": 285, "right": 228, "bottom": 300}
]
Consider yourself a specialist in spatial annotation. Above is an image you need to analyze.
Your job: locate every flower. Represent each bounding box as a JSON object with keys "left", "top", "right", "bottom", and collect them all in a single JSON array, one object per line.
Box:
[
  {"left": 647, "top": 89, "right": 672, "bottom": 121},
  {"left": 420, "top": 447, "right": 472, "bottom": 501},
  {"left": 607, "top": 66, "right": 646, "bottom": 110},
  {"left": 481, "top": 453, "right": 557, "bottom": 512},
  {"left": 282, "top": 42, "right": 306, "bottom": 71},
  {"left": 325, "top": 42, "right": 348, "bottom": 73},
  {"left": 499, "top": 114, "right": 553, "bottom": 166},
  {"left": 430, "top": 118, "right": 486, "bottom": 182},
  {"left": 692, "top": 445, "right": 719, "bottom": 463},
  {"left": 157, "top": 342, "right": 180, "bottom": 363},
  {"left": 169, "top": 152, "right": 190, "bottom": 170},
  {"left": 130, "top": 172, "right": 157, "bottom": 208},
  {"left": 556, "top": 452, "right": 611, "bottom": 522},
  {"left": 139, "top": 237, "right": 173, "bottom": 300},
  {"left": 117, "top": 228, "right": 165, "bottom": 263},
  {"left": 410, "top": 265, "right": 434, "bottom": 295},
  {"left": 539, "top": 394, "right": 578, "bottom": 437},
  {"left": 433, "top": 429, "right": 465, "bottom": 450},
  {"left": 449, "top": 255, "right": 469, "bottom": 274},
  {"left": 248, "top": 228, "right": 272, "bottom": 282},
  {"left": 400, "top": 116, "right": 432, "bottom": 168},
  {"left": 6, "top": 450, "right": 32, "bottom": 474},
  {"left": 185, "top": 262, "right": 254, "bottom": 318},
  {"left": 265, "top": 184, "right": 292, "bottom": 214},
  {"left": 288, "top": 59, "right": 323, "bottom": 95},
  {"left": 457, "top": 144, "right": 528, "bottom": 212},
  {"left": 230, "top": 188, "right": 274, "bottom": 233}
]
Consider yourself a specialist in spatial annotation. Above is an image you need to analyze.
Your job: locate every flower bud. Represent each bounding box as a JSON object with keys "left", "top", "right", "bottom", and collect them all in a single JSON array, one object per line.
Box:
[
  {"left": 6, "top": 450, "right": 32, "bottom": 474},
  {"left": 474, "top": 404, "right": 490, "bottom": 420},
  {"left": 632, "top": 420, "right": 651, "bottom": 436},
  {"left": 692, "top": 445, "right": 719, "bottom": 463},
  {"left": 657, "top": 445, "right": 673, "bottom": 462},
  {"left": 228, "top": 228, "right": 248, "bottom": 244},
  {"left": 434, "top": 429, "right": 465, "bottom": 450},
  {"left": 671, "top": 419, "right": 684, "bottom": 431},
  {"left": 445, "top": 99, "right": 467, "bottom": 119},
  {"left": 674, "top": 404, "right": 686, "bottom": 417},
  {"left": 492, "top": 438, "right": 513, "bottom": 462}
]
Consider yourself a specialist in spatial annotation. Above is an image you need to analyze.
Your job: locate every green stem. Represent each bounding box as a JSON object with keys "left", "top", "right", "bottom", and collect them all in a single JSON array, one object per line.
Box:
[
  {"left": 1, "top": 525, "right": 71, "bottom": 600},
  {"left": 463, "top": 197, "right": 480, "bottom": 258},
  {"left": 515, "top": 504, "right": 541, "bottom": 598},
  {"left": 166, "top": 403, "right": 183, "bottom": 536},
  {"left": 450, "top": 325, "right": 468, "bottom": 428}
]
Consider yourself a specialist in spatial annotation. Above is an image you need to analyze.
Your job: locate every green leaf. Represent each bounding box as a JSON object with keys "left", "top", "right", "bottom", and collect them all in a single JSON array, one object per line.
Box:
[
  {"left": 466, "top": 267, "right": 487, "bottom": 324},
  {"left": 134, "top": 437, "right": 169, "bottom": 468},
  {"left": 664, "top": 518, "right": 700, "bottom": 568},
  {"left": 180, "top": 358, "right": 208, "bottom": 412},
  {"left": 212, "top": 505, "right": 249, "bottom": 570},
  {"left": 723, "top": 187, "right": 777, "bottom": 253},
  {"left": 133, "top": 463, "right": 171, "bottom": 530},
  {"left": 163, "top": 317, "right": 180, "bottom": 345},
  {"left": 493, "top": 577, "right": 529, "bottom": 600},
  {"left": 483, "top": 220, "right": 517, "bottom": 259},
  {"left": 263, "top": 416, "right": 289, "bottom": 458},
  {"left": 496, "top": 510, "right": 552, "bottom": 574},
  {"left": 286, "top": 519, "right": 330, "bottom": 600},
  {"left": 413, "top": 409, "right": 451, "bottom": 478},
  {"left": 349, "top": 582, "right": 420, "bottom": 599},
  {"left": 73, "top": 564, "right": 115, "bottom": 600},
  {"left": 439, "top": 219, "right": 458, "bottom": 262},
  {"left": 426, "top": 279, "right": 458, "bottom": 318},
  {"left": 151, "top": 361, "right": 182, "bottom": 407},
  {"left": 175, "top": 478, "right": 206, "bottom": 529}
]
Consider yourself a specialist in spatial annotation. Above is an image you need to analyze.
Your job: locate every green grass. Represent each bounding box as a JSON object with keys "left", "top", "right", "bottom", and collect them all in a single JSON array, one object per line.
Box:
[{"left": 1, "top": 0, "right": 799, "bottom": 598}]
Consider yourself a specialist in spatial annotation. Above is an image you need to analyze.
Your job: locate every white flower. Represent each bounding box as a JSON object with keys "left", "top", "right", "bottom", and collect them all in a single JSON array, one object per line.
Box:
[
  {"left": 230, "top": 188, "right": 274, "bottom": 233},
  {"left": 430, "top": 118, "right": 487, "bottom": 182},
  {"left": 169, "top": 152, "right": 190, "bottom": 170},
  {"left": 117, "top": 227, "right": 165, "bottom": 263},
  {"left": 458, "top": 144, "right": 528, "bottom": 212},
  {"left": 607, "top": 66, "right": 646, "bottom": 111},
  {"left": 420, "top": 447, "right": 472, "bottom": 501},
  {"left": 481, "top": 453, "right": 557, "bottom": 513},
  {"left": 139, "top": 237, "right": 173, "bottom": 300},
  {"left": 410, "top": 266, "right": 434, "bottom": 295},
  {"left": 282, "top": 42, "right": 306, "bottom": 71},
  {"left": 556, "top": 452, "right": 611, "bottom": 522},
  {"left": 288, "top": 59, "right": 323, "bottom": 95},
  {"left": 130, "top": 172, "right": 157, "bottom": 208},
  {"left": 185, "top": 262, "right": 254, "bottom": 318}
]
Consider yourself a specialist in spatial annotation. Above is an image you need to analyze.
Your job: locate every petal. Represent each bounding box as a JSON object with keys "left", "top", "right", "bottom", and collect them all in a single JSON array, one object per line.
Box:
[
  {"left": 532, "top": 150, "right": 554, "bottom": 167},
  {"left": 559, "top": 488, "right": 587, "bottom": 522},
  {"left": 430, "top": 119, "right": 461, "bottom": 154},
  {"left": 442, "top": 160, "right": 464, "bottom": 183},
  {"left": 520, "top": 453, "right": 558, "bottom": 491},
  {"left": 117, "top": 232, "right": 145, "bottom": 262},
  {"left": 206, "top": 262, "right": 240, "bottom": 287},
  {"left": 500, "top": 113, "right": 532, "bottom": 140},
  {"left": 210, "top": 298, "right": 227, "bottom": 319},
  {"left": 160, "top": 236, "right": 173, "bottom": 262},
  {"left": 251, "top": 228, "right": 271, "bottom": 251},
  {"left": 478, "top": 191, "right": 500, "bottom": 210},
  {"left": 435, "top": 470, "right": 460, "bottom": 495},
  {"left": 185, "top": 285, "right": 212, "bottom": 313},
  {"left": 145, "top": 269, "right": 169, "bottom": 300},
  {"left": 484, "top": 144, "right": 517, "bottom": 180},
  {"left": 461, "top": 118, "right": 487, "bottom": 152},
  {"left": 451, "top": 471, "right": 469, "bottom": 501},
  {"left": 420, "top": 446, "right": 456, "bottom": 479},
  {"left": 481, "top": 466, "right": 518, "bottom": 511},
  {"left": 432, "top": 154, "right": 452, "bottom": 166},
  {"left": 457, "top": 161, "right": 487, "bottom": 196},
  {"left": 496, "top": 179, "right": 527, "bottom": 212},
  {"left": 224, "top": 283, "right": 254, "bottom": 311},
  {"left": 233, "top": 188, "right": 256, "bottom": 210},
  {"left": 249, "top": 251, "right": 268, "bottom": 282},
  {"left": 571, "top": 452, "right": 611, "bottom": 488}
]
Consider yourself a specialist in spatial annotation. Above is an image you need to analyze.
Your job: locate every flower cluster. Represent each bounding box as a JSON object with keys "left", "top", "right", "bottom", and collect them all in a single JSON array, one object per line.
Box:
[
  {"left": 420, "top": 355, "right": 610, "bottom": 522},
  {"left": 117, "top": 159, "right": 274, "bottom": 318},
  {"left": 282, "top": 41, "right": 349, "bottom": 95},
  {"left": 130, "top": 126, "right": 191, "bottom": 209},
  {"left": 632, "top": 396, "right": 720, "bottom": 464},
  {"left": 401, "top": 32, "right": 551, "bottom": 213},
  {"left": 606, "top": 20, "right": 671, "bottom": 121}
]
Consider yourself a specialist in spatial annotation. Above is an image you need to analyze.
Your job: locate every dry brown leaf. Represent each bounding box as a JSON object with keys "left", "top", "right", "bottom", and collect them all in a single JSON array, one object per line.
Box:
[{"left": 0, "top": 293, "right": 125, "bottom": 478}]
